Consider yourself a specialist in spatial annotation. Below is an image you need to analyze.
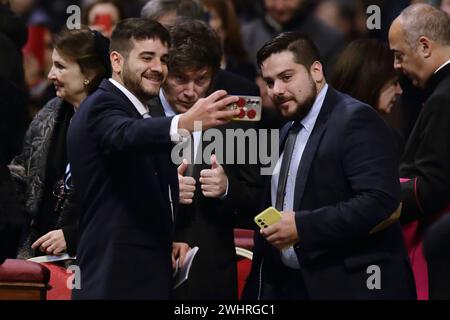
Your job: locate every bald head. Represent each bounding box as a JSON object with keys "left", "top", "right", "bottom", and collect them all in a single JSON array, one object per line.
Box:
[
  {"left": 389, "top": 4, "right": 450, "bottom": 88},
  {"left": 394, "top": 3, "right": 450, "bottom": 48}
]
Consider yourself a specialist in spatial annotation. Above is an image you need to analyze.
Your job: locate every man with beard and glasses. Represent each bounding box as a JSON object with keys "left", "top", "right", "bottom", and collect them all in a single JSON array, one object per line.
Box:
[
  {"left": 67, "top": 18, "right": 240, "bottom": 299},
  {"left": 242, "top": 32, "right": 416, "bottom": 300}
]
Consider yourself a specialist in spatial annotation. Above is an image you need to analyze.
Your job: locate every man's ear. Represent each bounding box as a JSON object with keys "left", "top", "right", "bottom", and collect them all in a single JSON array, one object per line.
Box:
[
  {"left": 310, "top": 61, "right": 324, "bottom": 83},
  {"left": 110, "top": 51, "right": 123, "bottom": 75},
  {"left": 418, "top": 36, "right": 432, "bottom": 58}
]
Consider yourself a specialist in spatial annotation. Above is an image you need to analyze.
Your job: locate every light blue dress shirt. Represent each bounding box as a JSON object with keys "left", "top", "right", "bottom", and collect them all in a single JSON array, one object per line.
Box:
[{"left": 160, "top": 89, "right": 177, "bottom": 117}]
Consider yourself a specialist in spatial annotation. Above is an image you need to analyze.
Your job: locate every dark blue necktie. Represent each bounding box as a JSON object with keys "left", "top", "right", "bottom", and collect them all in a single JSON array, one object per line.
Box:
[{"left": 275, "top": 121, "right": 302, "bottom": 211}]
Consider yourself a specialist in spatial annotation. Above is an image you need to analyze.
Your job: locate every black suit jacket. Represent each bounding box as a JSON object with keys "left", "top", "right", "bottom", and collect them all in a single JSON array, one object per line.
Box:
[
  {"left": 424, "top": 212, "right": 450, "bottom": 299},
  {"left": 0, "top": 76, "right": 26, "bottom": 262},
  {"left": 0, "top": 164, "right": 24, "bottom": 263},
  {"left": 243, "top": 87, "right": 416, "bottom": 299},
  {"left": 399, "top": 63, "right": 450, "bottom": 222},
  {"left": 149, "top": 71, "right": 265, "bottom": 299},
  {"left": 67, "top": 79, "right": 179, "bottom": 299}
]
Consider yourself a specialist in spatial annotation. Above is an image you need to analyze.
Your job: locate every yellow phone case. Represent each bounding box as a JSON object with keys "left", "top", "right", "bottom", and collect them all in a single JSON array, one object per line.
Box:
[{"left": 254, "top": 207, "right": 282, "bottom": 229}]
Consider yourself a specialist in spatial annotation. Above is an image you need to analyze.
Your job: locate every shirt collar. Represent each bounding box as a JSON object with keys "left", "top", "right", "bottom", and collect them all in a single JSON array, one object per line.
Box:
[
  {"left": 160, "top": 89, "right": 177, "bottom": 117},
  {"left": 300, "top": 83, "right": 328, "bottom": 133},
  {"left": 109, "top": 78, "right": 149, "bottom": 117},
  {"left": 434, "top": 59, "right": 450, "bottom": 74}
]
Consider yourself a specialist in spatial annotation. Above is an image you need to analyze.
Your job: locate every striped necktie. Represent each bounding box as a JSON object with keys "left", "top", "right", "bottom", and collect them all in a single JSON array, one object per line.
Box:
[{"left": 64, "top": 163, "right": 72, "bottom": 190}]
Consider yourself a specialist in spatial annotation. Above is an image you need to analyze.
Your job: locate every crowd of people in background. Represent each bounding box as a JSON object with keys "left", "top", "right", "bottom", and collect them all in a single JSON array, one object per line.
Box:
[{"left": 0, "top": 0, "right": 449, "bottom": 300}]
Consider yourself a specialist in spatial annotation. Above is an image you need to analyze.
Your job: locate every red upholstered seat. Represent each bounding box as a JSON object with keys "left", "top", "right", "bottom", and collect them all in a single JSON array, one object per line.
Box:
[
  {"left": 237, "top": 257, "right": 252, "bottom": 299},
  {"left": 0, "top": 259, "right": 50, "bottom": 283},
  {"left": 234, "top": 229, "right": 255, "bottom": 299},
  {"left": 0, "top": 259, "right": 50, "bottom": 300},
  {"left": 233, "top": 229, "right": 254, "bottom": 251}
]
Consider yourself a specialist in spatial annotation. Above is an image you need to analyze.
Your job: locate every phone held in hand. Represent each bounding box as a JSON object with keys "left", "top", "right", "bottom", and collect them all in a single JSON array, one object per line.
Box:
[
  {"left": 227, "top": 95, "right": 262, "bottom": 121},
  {"left": 254, "top": 206, "right": 282, "bottom": 229}
]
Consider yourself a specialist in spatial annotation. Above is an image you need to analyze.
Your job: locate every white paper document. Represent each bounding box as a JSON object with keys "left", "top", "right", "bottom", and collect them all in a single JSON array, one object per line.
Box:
[
  {"left": 27, "top": 253, "right": 76, "bottom": 263},
  {"left": 173, "top": 246, "right": 199, "bottom": 289}
]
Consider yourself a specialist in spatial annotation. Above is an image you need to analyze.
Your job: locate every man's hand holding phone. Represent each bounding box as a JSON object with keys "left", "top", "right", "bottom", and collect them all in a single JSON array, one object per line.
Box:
[
  {"left": 226, "top": 95, "right": 262, "bottom": 121},
  {"left": 178, "top": 90, "right": 240, "bottom": 132},
  {"left": 255, "top": 207, "right": 299, "bottom": 250}
]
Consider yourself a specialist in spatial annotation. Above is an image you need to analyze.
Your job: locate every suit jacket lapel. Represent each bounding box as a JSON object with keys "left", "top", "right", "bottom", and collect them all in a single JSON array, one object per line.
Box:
[
  {"left": 100, "top": 79, "right": 142, "bottom": 119},
  {"left": 187, "top": 132, "right": 204, "bottom": 180},
  {"left": 262, "top": 121, "right": 295, "bottom": 214},
  {"left": 293, "top": 87, "right": 338, "bottom": 210}
]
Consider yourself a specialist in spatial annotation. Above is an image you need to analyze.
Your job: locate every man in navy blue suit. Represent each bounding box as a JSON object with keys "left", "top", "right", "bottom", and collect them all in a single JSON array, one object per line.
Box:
[
  {"left": 242, "top": 32, "right": 416, "bottom": 299},
  {"left": 67, "top": 18, "right": 240, "bottom": 299}
]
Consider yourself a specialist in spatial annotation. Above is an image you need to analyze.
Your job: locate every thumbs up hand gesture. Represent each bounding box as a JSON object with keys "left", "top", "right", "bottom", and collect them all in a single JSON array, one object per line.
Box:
[
  {"left": 199, "top": 154, "right": 228, "bottom": 198},
  {"left": 178, "top": 159, "right": 196, "bottom": 205}
]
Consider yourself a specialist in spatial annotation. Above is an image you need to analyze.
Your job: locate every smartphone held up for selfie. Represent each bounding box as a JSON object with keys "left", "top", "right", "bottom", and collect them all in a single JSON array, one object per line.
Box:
[{"left": 227, "top": 95, "right": 262, "bottom": 121}]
